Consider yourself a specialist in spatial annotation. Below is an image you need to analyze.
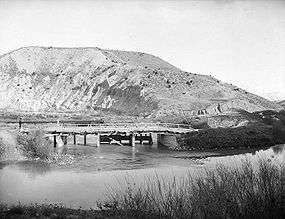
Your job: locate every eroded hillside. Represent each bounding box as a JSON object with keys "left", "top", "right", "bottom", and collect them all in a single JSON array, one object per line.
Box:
[
  {"left": 0, "top": 46, "right": 282, "bottom": 122},
  {"left": 278, "top": 100, "right": 285, "bottom": 108}
]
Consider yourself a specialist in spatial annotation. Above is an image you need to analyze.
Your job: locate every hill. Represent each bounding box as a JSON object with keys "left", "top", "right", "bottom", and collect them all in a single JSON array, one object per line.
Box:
[
  {"left": 278, "top": 100, "right": 285, "bottom": 108},
  {"left": 0, "top": 46, "right": 282, "bottom": 122}
]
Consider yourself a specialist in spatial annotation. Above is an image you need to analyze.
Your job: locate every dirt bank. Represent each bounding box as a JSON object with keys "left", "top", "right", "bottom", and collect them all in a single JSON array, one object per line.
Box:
[{"left": 172, "top": 124, "right": 277, "bottom": 151}]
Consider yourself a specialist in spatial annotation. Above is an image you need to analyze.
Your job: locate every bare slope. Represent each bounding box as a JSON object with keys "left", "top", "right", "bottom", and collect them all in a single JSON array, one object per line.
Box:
[
  {"left": 278, "top": 100, "right": 285, "bottom": 108},
  {"left": 0, "top": 46, "right": 282, "bottom": 121}
]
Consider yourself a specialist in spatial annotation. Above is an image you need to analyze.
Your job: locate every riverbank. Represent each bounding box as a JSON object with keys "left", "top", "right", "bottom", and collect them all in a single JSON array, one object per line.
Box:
[
  {"left": 170, "top": 120, "right": 285, "bottom": 151},
  {"left": 170, "top": 110, "right": 285, "bottom": 151},
  {"left": 174, "top": 124, "right": 275, "bottom": 151}
]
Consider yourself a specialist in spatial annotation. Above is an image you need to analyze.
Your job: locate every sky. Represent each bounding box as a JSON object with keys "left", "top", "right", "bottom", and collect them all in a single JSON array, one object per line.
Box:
[{"left": 0, "top": 0, "right": 285, "bottom": 101}]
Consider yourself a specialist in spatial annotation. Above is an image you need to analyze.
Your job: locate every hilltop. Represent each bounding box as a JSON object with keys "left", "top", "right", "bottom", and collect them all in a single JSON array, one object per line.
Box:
[{"left": 0, "top": 46, "right": 282, "bottom": 123}]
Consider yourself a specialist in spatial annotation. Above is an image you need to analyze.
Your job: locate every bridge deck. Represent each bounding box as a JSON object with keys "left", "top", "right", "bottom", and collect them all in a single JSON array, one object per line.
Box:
[{"left": 28, "top": 123, "right": 195, "bottom": 134}]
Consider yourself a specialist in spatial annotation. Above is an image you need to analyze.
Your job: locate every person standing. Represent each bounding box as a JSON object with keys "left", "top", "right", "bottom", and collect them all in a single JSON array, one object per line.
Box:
[{"left": 19, "top": 117, "right": 22, "bottom": 129}]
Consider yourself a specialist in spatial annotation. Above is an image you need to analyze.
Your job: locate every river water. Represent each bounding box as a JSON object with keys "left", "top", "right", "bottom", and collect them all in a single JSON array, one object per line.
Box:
[{"left": 0, "top": 132, "right": 284, "bottom": 209}]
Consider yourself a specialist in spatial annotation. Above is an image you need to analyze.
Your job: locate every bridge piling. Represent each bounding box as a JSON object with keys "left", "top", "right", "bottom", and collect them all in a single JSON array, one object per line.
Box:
[
  {"left": 139, "top": 134, "right": 143, "bottom": 144},
  {"left": 129, "top": 134, "right": 132, "bottom": 146},
  {"left": 149, "top": 133, "right": 153, "bottom": 145},
  {"left": 53, "top": 135, "right": 57, "bottom": 148},
  {"left": 84, "top": 132, "right": 87, "bottom": 146},
  {"left": 73, "top": 134, "right": 76, "bottom": 145},
  {"left": 129, "top": 134, "right": 136, "bottom": 147},
  {"left": 132, "top": 133, "right": 136, "bottom": 147},
  {"left": 97, "top": 133, "right": 101, "bottom": 147}
]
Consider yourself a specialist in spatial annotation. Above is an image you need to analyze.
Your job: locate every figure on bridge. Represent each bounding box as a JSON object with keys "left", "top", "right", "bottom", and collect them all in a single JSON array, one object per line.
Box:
[{"left": 19, "top": 117, "right": 22, "bottom": 129}]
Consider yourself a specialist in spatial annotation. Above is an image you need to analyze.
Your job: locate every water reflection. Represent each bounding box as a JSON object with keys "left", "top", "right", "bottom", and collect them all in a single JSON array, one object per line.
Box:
[
  {"left": 205, "top": 144, "right": 285, "bottom": 169},
  {"left": 13, "top": 160, "right": 51, "bottom": 178},
  {"left": 132, "top": 146, "right": 136, "bottom": 161},
  {"left": 56, "top": 145, "right": 68, "bottom": 155}
]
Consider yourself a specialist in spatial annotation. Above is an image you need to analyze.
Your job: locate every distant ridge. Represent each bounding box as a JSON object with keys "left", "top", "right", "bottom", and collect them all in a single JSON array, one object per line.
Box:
[{"left": 0, "top": 46, "right": 282, "bottom": 122}]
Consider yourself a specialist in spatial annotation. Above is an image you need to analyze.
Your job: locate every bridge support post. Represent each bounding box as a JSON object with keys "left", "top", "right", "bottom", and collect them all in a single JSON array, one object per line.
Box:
[
  {"left": 53, "top": 135, "right": 57, "bottom": 148},
  {"left": 149, "top": 133, "right": 153, "bottom": 145},
  {"left": 84, "top": 132, "right": 87, "bottom": 146},
  {"left": 157, "top": 134, "right": 162, "bottom": 148},
  {"left": 132, "top": 133, "right": 136, "bottom": 147},
  {"left": 129, "top": 134, "right": 132, "bottom": 146},
  {"left": 152, "top": 133, "right": 158, "bottom": 148},
  {"left": 97, "top": 133, "right": 101, "bottom": 147},
  {"left": 73, "top": 134, "right": 76, "bottom": 145},
  {"left": 139, "top": 134, "right": 143, "bottom": 144},
  {"left": 129, "top": 134, "right": 135, "bottom": 147}
]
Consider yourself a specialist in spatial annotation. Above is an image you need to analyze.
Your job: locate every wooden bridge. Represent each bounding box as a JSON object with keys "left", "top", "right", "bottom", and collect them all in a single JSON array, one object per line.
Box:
[{"left": 22, "top": 122, "right": 195, "bottom": 148}]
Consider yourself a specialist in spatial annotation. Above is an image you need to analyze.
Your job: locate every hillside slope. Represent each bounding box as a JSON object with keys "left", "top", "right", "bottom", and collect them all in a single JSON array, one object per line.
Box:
[
  {"left": 278, "top": 100, "right": 285, "bottom": 108},
  {"left": 0, "top": 46, "right": 282, "bottom": 122}
]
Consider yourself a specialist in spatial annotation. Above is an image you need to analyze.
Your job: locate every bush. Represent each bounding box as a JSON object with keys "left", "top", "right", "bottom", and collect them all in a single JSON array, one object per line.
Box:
[
  {"left": 0, "top": 203, "right": 113, "bottom": 218},
  {"left": 102, "top": 158, "right": 285, "bottom": 218},
  {"left": 273, "top": 120, "right": 285, "bottom": 143},
  {"left": 16, "top": 130, "right": 53, "bottom": 160},
  {"left": 0, "top": 139, "right": 5, "bottom": 158}
]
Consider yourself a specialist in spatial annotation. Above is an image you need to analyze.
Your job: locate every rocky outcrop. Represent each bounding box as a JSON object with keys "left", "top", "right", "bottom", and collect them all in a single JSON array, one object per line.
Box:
[{"left": 0, "top": 47, "right": 282, "bottom": 122}]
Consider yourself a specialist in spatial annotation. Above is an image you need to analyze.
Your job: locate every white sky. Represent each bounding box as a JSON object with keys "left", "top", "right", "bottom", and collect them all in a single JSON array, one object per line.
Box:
[{"left": 0, "top": 0, "right": 285, "bottom": 100}]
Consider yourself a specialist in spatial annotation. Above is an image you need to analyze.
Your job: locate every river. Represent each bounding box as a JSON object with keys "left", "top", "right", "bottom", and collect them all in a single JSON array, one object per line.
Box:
[{"left": 0, "top": 131, "right": 284, "bottom": 209}]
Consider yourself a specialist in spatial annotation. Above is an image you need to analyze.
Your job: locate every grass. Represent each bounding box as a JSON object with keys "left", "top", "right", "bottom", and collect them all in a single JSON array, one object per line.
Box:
[
  {"left": 101, "top": 157, "right": 285, "bottom": 219},
  {"left": 16, "top": 130, "right": 53, "bottom": 160}
]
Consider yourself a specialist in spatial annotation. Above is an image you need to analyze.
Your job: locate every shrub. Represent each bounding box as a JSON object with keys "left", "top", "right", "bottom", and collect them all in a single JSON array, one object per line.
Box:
[
  {"left": 273, "top": 120, "right": 285, "bottom": 143},
  {"left": 16, "top": 130, "right": 53, "bottom": 160},
  {"left": 0, "top": 138, "right": 6, "bottom": 158},
  {"left": 102, "top": 158, "right": 285, "bottom": 219},
  {"left": 0, "top": 203, "right": 114, "bottom": 218}
]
